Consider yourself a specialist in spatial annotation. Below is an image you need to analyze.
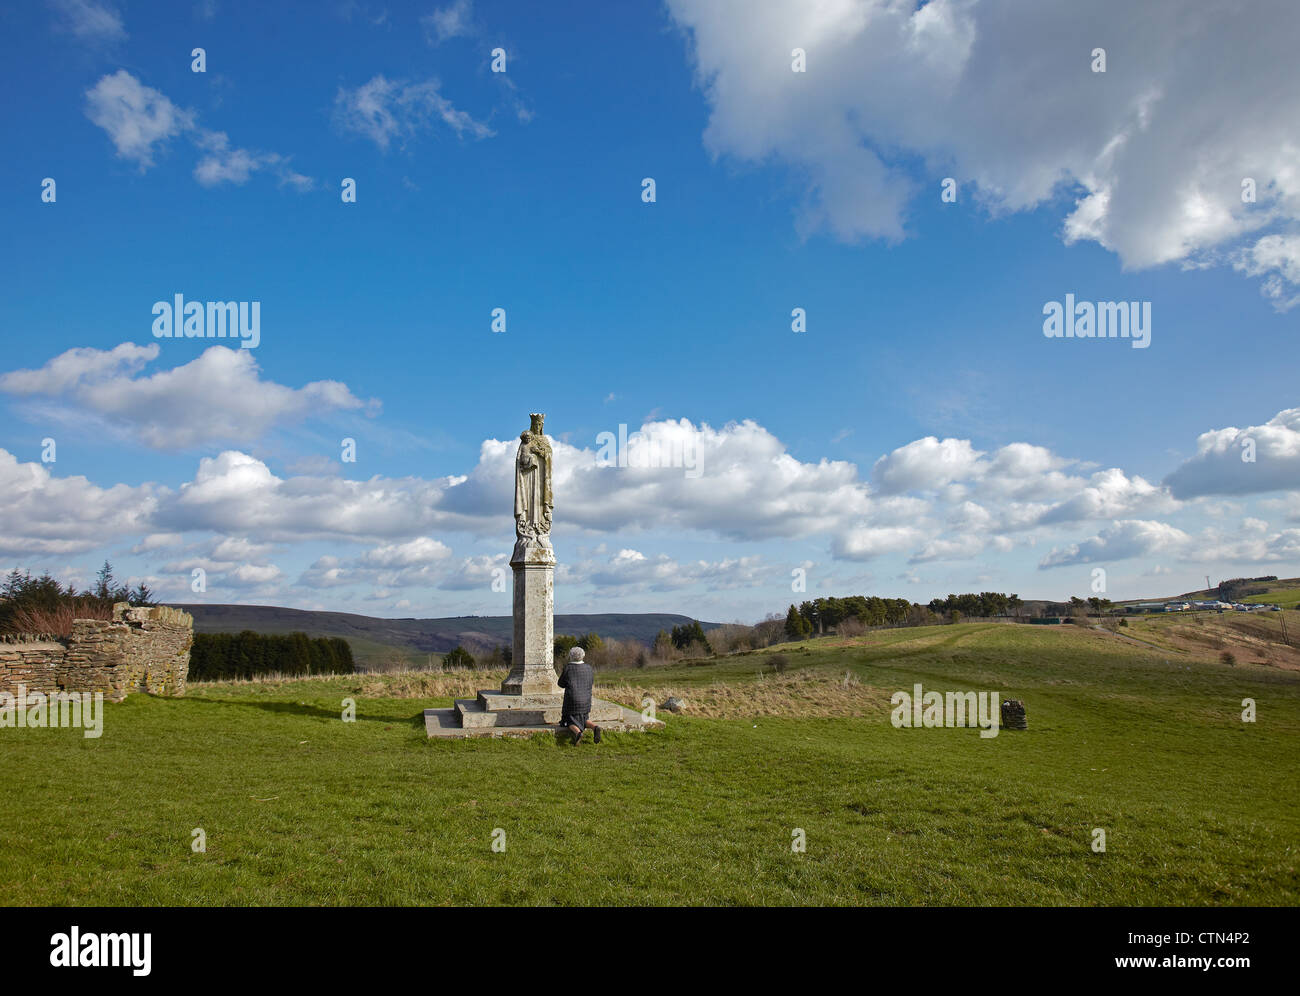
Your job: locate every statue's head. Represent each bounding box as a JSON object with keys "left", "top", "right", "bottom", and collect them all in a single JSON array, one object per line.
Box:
[
  {"left": 529, "top": 413, "right": 546, "bottom": 434},
  {"left": 568, "top": 646, "right": 585, "bottom": 663}
]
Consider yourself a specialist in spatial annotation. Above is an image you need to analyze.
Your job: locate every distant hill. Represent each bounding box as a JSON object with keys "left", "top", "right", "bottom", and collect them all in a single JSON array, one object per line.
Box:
[{"left": 168, "top": 603, "right": 718, "bottom": 670}]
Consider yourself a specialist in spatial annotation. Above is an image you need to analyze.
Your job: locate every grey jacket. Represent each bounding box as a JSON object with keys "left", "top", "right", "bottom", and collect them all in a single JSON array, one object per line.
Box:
[{"left": 558, "top": 659, "right": 593, "bottom": 714}]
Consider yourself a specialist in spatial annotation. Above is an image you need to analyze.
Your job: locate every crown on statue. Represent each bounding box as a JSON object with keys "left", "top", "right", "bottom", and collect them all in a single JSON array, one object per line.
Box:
[{"left": 529, "top": 413, "right": 545, "bottom": 434}]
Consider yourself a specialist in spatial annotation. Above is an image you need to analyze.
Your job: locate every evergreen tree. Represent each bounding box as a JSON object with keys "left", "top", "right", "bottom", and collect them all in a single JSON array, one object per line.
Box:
[
  {"left": 443, "top": 645, "right": 475, "bottom": 668},
  {"left": 784, "top": 604, "right": 809, "bottom": 640}
]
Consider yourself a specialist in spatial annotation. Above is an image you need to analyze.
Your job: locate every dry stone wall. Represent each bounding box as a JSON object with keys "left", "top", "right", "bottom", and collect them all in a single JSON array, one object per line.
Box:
[{"left": 0, "top": 603, "right": 192, "bottom": 701}]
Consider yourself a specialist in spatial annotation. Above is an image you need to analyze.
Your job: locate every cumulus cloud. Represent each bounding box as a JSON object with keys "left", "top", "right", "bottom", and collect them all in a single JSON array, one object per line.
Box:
[
  {"left": 1042, "top": 516, "right": 1300, "bottom": 570},
  {"left": 873, "top": 437, "right": 981, "bottom": 494},
  {"left": 156, "top": 451, "right": 451, "bottom": 542},
  {"left": 359, "top": 537, "right": 452, "bottom": 568},
  {"left": 867, "top": 434, "right": 1165, "bottom": 546},
  {"left": 298, "top": 556, "right": 351, "bottom": 589},
  {"left": 832, "top": 525, "right": 925, "bottom": 561},
  {"left": 1, "top": 399, "right": 1293, "bottom": 588},
  {"left": 0, "top": 343, "right": 378, "bottom": 450},
  {"left": 333, "top": 75, "right": 493, "bottom": 150},
  {"left": 437, "top": 553, "right": 508, "bottom": 591},
  {"left": 666, "top": 0, "right": 1300, "bottom": 305},
  {"left": 1164, "top": 407, "right": 1300, "bottom": 498},
  {"left": 0, "top": 448, "right": 157, "bottom": 558},
  {"left": 1039, "top": 519, "right": 1191, "bottom": 568},
  {"left": 567, "top": 548, "right": 769, "bottom": 592}
]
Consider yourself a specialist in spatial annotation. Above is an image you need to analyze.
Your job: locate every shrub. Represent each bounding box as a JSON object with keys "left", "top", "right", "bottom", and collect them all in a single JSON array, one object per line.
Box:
[
  {"left": 442, "top": 645, "right": 476, "bottom": 669},
  {"left": 769, "top": 652, "right": 788, "bottom": 673},
  {"left": 1220, "top": 651, "right": 1237, "bottom": 667},
  {"left": 5, "top": 600, "right": 113, "bottom": 638},
  {"left": 837, "top": 617, "right": 866, "bottom": 637}
]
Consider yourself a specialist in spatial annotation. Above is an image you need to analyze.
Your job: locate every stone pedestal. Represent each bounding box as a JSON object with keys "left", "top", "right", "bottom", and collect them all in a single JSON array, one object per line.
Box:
[{"left": 501, "top": 543, "right": 558, "bottom": 696}]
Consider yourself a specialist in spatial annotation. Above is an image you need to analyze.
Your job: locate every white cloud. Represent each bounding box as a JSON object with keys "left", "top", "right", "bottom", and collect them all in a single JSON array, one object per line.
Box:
[
  {"left": 1039, "top": 519, "right": 1191, "bottom": 568},
  {"left": 50, "top": 0, "right": 125, "bottom": 44},
  {"left": 568, "top": 548, "right": 769, "bottom": 592},
  {"left": 333, "top": 75, "right": 493, "bottom": 151},
  {"left": 298, "top": 556, "right": 351, "bottom": 589},
  {"left": 0, "top": 449, "right": 158, "bottom": 558},
  {"left": 1233, "top": 235, "right": 1300, "bottom": 311},
  {"left": 422, "top": 0, "right": 473, "bottom": 44},
  {"left": 359, "top": 537, "right": 452, "bottom": 568},
  {"left": 193, "top": 130, "right": 314, "bottom": 190},
  {"left": 84, "top": 71, "right": 312, "bottom": 190},
  {"left": 84, "top": 70, "right": 193, "bottom": 168},
  {"left": 0, "top": 343, "right": 378, "bottom": 450},
  {"left": 158, "top": 451, "right": 451, "bottom": 543},
  {"left": 833, "top": 525, "right": 925, "bottom": 561},
  {"left": 437, "top": 553, "right": 508, "bottom": 591},
  {"left": 1164, "top": 407, "right": 1300, "bottom": 498},
  {"left": 873, "top": 437, "right": 981, "bottom": 494},
  {"left": 130, "top": 532, "right": 184, "bottom": 554},
  {"left": 1, "top": 396, "right": 1293, "bottom": 591},
  {"left": 666, "top": 0, "right": 1300, "bottom": 304}
]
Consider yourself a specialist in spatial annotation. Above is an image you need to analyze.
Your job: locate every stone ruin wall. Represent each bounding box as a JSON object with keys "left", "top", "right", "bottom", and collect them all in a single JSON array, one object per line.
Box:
[{"left": 0, "top": 603, "right": 192, "bottom": 701}]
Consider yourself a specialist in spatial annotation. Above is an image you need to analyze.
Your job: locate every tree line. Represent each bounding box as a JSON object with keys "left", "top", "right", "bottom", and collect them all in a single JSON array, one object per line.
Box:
[
  {"left": 1, "top": 562, "right": 156, "bottom": 635},
  {"left": 784, "top": 595, "right": 918, "bottom": 638},
  {"left": 925, "top": 592, "right": 1024, "bottom": 619},
  {"left": 189, "top": 631, "right": 356, "bottom": 680}
]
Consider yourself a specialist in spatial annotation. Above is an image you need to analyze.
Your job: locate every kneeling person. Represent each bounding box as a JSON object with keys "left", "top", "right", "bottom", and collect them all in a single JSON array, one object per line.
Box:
[{"left": 558, "top": 646, "right": 601, "bottom": 744}]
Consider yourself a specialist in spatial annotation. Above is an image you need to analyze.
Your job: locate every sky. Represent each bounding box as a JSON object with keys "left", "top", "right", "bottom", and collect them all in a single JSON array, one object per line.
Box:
[{"left": 0, "top": 0, "right": 1297, "bottom": 624}]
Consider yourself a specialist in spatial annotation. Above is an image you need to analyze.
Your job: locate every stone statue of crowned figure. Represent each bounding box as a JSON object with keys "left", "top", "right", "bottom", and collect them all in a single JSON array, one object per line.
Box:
[
  {"left": 512, "top": 413, "right": 555, "bottom": 566},
  {"left": 420, "top": 412, "right": 664, "bottom": 734}
]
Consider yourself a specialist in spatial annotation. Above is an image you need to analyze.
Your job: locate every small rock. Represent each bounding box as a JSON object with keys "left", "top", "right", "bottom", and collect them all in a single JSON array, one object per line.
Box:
[{"left": 661, "top": 696, "right": 687, "bottom": 713}]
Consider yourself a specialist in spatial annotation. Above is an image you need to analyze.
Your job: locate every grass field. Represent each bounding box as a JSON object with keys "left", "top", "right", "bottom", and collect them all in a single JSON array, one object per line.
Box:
[
  {"left": 1243, "top": 579, "right": 1300, "bottom": 609},
  {"left": 2, "top": 621, "right": 1298, "bottom": 906}
]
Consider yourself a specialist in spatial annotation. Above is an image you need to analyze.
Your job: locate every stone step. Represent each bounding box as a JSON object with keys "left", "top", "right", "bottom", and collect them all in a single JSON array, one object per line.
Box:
[
  {"left": 455, "top": 692, "right": 627, "bottom": 729},
  {"left": 477, "top": 689, "right": 563, "bottom": 712},
  {"left": 425, "top": 703, "right": 666, "bottom": 739},
  {"left": 456, "top": 698, "right": 553, "bottom": 728}
]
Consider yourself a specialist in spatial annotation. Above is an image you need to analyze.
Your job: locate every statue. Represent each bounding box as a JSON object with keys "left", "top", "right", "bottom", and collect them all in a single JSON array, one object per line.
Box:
[{"left": 512, "top": 413, "right": 554, "bottom": 563}]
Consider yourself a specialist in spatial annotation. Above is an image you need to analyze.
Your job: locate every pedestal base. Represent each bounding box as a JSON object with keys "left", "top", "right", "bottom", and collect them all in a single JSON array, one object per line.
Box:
[
  {"left": 501, "top": 559, "right": 558, "bottom": 695},
  {"left": 424, "top": 689, "right": 665, "bottom": 738}
]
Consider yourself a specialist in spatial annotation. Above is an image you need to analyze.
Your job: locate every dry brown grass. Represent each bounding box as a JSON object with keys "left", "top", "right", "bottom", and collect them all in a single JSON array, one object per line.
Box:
[
  {"left": 597, "top": 666, "right": 890, "bottom": 719},
  {"left": 188, "top": 668, "right": 509, "bottom": 698},
  {"left": 4, "top": 601, "right": 113, "bottom": 638},
  {"left": 1129, "top": 613, "right": 1300, "bottom": 671},
  {"left": 188, "top": 663, "right": 892, "bottom": 718}
]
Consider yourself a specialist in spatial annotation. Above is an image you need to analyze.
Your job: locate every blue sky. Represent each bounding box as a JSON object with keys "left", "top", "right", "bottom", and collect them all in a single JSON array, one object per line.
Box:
[{"left": 1, "top": 0, "right": 1297, "bottom": 622}]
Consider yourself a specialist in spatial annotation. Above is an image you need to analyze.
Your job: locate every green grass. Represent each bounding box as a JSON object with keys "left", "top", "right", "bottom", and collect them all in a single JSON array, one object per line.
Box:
[
  {"left": 2, "top": 622, "right": 1297, "bottom": 906},
  {"left": 1243, "top": 582, "right": 1300, "bottom": 609}
]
